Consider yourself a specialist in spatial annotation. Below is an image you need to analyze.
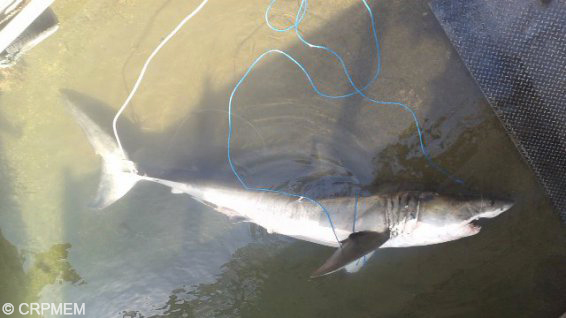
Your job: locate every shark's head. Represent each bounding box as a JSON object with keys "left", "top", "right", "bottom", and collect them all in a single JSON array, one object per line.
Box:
[
  {"left": 418, "top": 193, "right": 514, "bottom": 224},
  {"left": 469, "top": 196, "right": 515, "bottom": 220},
  {"left": 405, "top": 193, "right": 514, "bottom": 244}
]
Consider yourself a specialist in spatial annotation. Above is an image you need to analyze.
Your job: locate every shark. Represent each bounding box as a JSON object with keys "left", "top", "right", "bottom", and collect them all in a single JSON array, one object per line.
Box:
[{"left": 64, "top": 94, "right": 514, "bottom": 277}]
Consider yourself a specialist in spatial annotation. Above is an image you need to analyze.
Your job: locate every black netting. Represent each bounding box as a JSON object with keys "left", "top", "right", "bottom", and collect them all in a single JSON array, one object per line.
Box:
[{"left": 430, "top": 0, "right": 566, "bottom": 222}]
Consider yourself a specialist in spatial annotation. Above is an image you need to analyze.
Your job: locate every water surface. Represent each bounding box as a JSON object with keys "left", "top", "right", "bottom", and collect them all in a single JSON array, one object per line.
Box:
[{"left": 0, "top": 0, "right": 565, "bottom": 317}]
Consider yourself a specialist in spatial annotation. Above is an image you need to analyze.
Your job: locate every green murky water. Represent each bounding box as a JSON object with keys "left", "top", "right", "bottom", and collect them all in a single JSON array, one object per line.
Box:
[{"left": 0, "top": 1, "right": 565, "bottom": 317}]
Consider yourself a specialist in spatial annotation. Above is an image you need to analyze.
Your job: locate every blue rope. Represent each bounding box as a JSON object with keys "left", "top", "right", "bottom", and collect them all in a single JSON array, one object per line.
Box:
[
  {"left": 227, "top": 0, "right": 464, "bottom": 247},
  {"left": 265, "top": 0, "right": 382, "bottom": 98},
  {"left": 264, "top": 0, "right": 463, "bottom": 184},
  {"left": 228, "top": 50, "right": 343, "bottom": 245}
]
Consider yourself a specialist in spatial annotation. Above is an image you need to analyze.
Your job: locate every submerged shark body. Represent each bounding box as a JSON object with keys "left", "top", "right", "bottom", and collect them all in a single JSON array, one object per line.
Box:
[{"left": 65, "top": 96, "right": 513, "bottom": 277}]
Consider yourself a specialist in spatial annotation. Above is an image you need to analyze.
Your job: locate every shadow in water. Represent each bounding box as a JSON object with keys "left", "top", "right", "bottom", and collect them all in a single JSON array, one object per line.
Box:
[
  {"left": 120, "top": 120, "right": 566, "bottom": 318},
  {"left": 54, "top": 0, "right": 566, "bottom": 317},
  {"left": 0, "top": 94, "right": 83, "bottom": 317}
]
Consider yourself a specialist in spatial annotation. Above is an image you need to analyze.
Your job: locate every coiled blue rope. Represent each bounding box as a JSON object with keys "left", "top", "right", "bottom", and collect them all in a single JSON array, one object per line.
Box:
[
  {"left": 265, "top": 0, "right": 382, "bottom": 98},
  {"left": 228, "top": 0, "right": 463, "bottom": 247}
]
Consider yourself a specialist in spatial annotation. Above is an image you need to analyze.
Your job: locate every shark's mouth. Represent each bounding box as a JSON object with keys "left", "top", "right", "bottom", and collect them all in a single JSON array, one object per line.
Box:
[{"left": 466, "top": 220, "right": 482, "bottom": 235}]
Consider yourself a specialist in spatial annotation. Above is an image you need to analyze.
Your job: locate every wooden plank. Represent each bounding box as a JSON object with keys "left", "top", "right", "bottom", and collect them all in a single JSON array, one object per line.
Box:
[{"left": 0, "top": 0, "right": 54, "bottom": 54}]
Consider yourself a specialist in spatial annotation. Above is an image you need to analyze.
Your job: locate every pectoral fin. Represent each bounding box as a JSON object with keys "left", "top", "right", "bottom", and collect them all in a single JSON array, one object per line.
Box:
[{"left": 311, "top": 230, "right": 390, "bottom": 278}]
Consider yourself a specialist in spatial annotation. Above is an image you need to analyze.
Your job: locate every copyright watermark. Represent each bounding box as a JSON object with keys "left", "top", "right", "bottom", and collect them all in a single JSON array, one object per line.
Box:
[
  {"left": 2, "top": 303, "right": 14, "bottom": 315},
  {"left": 1, "top": 303, "right": 85, "bottom": 316}
]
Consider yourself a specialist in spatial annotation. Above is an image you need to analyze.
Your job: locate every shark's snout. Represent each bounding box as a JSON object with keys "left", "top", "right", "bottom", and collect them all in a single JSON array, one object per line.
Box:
[
  {"left": 497, "top": 198, "right": 514, "bottom": 213},
  {"left": 476, "top": 197, "right": 514, "bottom": 220}
]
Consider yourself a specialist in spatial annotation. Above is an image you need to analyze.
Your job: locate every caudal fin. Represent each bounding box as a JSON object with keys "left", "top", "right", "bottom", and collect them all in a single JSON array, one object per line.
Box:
[{"left": 63, "top": 94, "right": 140, "bottom": 209}]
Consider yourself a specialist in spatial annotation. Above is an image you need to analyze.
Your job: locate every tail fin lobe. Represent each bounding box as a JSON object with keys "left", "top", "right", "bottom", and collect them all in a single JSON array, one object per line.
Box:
[{"left": 63, "top": 94, "right": 140, "bottom": 209}]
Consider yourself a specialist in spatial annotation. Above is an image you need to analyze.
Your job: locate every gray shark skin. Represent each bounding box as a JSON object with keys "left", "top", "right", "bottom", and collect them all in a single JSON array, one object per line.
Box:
[{"left": 63, "top": 94, "right": 514, "bottom": 277}]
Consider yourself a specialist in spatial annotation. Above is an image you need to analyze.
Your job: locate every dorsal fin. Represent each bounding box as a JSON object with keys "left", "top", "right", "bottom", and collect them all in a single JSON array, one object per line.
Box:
[{"left": 311, "top": 230, "right": 390, "bottom": 278}]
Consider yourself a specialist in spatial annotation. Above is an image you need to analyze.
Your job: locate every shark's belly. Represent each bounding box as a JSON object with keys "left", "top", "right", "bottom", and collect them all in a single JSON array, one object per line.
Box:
[
  {"left": 381, "top": 221, "right": 480, "bottom": 248},
  {"left": 244, "top": 197, "right": 350, "bottom": 247}
]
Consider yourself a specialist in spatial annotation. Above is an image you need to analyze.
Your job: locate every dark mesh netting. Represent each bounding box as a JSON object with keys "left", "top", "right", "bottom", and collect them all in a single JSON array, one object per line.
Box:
[{"left": 430, "top": 0, "right": 566, "bottom": 223}]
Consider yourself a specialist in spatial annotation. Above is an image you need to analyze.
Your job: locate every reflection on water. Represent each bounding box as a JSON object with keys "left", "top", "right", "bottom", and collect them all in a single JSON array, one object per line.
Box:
[
  {"left": 123, "top": 241, "right": 286, "bottom": 318},
  {"left": 0, "top": 0, "right": 565, "bottom": 317},
  {"left": 0, "top": 229, "right": 82, "bottom": 318}
]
